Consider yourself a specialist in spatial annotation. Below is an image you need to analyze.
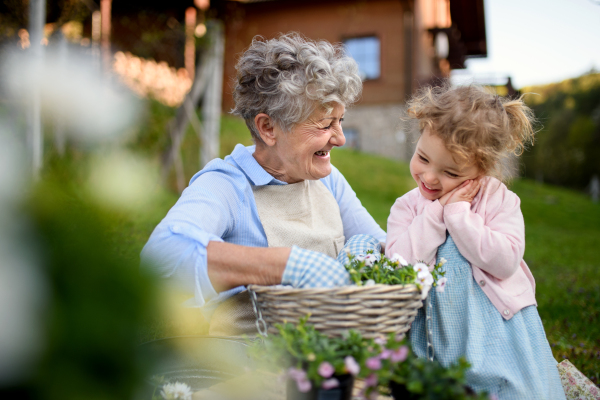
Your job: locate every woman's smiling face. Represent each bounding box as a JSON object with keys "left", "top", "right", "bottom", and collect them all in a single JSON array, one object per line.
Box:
[
  {"left": 410, "top": 128, "right": 481, "bottom": 201},
  {"left": 260, "top": 103, "right": 346, "bottom": 183}
]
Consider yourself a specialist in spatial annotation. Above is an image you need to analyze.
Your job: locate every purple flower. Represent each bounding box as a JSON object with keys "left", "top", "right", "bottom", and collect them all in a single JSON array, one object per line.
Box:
[
  {"left": 489, "top": 395, "right": 499, "bottom": 400},
  {"left": 321, "top": 378, "right": 340, "bottom": 390},
  {"left": 380, "top": 349, "right": 393, "bottom": 359},
  {"left": 364, "top": 373, "right": 378, "bottom": 387},
  {"left": 391, "top": 346, "right": 409, "bottom": 363},
  {"left": 318, "top": 361, "right": 334, "bottom": 378},
  {"left": 288, "top": 367, "right": 307, "bottom": 381},
  {"left": 366, "top": 357, "right": 382, "bottom": 370},
  {"left": 344, "top": 356, "right": 360, "bottom": 376},
  {"left": 296, "top": 378, "right": 312, "bottom": 393}
]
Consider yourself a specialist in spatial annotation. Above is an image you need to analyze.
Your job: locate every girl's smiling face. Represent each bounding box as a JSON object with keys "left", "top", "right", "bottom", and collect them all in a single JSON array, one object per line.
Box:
[{"left": 410, "top": 128, "right": 482, "bottom": 201}]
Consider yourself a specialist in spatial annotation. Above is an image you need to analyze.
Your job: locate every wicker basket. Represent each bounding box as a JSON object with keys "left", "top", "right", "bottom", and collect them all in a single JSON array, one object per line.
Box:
[{"left": 247, "top": 284, "right": 423, "bottom": 339}]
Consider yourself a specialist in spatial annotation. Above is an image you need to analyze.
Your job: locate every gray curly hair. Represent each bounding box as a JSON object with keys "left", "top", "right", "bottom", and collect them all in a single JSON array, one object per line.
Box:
[{"left": 231, "top": 33, "right": 363, "bottom": 143}]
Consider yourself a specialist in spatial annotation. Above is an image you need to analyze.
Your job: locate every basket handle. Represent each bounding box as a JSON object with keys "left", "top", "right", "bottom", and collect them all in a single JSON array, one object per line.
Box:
[
  {"left": 425, "top": 292, "right": 435, "bottom": 362},
  {"left": 249, "top": 288, "right": 269, "bottom": 337}
]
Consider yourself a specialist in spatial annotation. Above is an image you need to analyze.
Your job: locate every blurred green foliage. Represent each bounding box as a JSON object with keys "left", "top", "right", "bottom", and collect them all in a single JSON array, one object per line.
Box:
[
  {"left": 521, "top": 72, "right": 600, "bottom": 189},
  {"left": 1, "top": 156, "right": 160, "bottom": 399}
]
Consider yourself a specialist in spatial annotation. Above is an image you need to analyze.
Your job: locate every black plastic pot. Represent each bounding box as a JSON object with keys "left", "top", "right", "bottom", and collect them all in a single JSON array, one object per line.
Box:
[
  {"left": 287, "top": 374, "right": 354, "bottom": 400},
  {"left": 389, "top": 381, "right": 417, "bottom": 399}
]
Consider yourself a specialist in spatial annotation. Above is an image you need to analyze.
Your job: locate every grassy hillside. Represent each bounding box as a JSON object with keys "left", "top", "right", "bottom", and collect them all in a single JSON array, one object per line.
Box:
[{"left": 128, "top": 102, "right": 600, "bottom": 383}]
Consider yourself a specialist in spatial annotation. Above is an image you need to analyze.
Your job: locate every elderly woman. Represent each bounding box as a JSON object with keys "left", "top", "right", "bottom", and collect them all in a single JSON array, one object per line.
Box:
[{"left": 142, "top": 34, "right": 386, "bottom": 335}]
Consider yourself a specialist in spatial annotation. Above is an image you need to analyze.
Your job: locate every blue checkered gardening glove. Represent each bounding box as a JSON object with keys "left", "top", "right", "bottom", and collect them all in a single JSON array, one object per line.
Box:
[
  {"left": 281, "top": 245, "right": 351, "bottom": 288},
  {"left": 336, "top": 234, "right": 382, "bottom": 266}
]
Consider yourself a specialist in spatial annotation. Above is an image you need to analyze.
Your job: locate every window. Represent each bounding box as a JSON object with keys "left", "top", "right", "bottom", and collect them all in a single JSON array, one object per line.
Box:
[{"left": 343, "top": 36, "right": 380, "bottom": 81}]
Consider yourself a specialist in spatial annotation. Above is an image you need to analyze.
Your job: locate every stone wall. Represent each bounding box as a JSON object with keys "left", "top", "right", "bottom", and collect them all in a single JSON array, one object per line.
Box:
[{"left": 342, "top": 103, "right": 420, "bottom": 163}]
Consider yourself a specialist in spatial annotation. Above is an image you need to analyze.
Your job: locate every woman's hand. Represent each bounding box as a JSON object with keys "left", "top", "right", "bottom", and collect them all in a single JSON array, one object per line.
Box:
[
  {"left": 336, "top": 234, "right": 382, "bottom": 266},
  {"left": 439, "top": 178, "right": 483, "bottom": 206},
  {"left": 283, "top": 246, "right": 351, "bottom": 288}
]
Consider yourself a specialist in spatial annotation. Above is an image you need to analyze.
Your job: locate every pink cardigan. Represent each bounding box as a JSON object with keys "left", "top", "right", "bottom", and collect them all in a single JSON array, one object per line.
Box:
[{"left": 386, "top": 177, "right": 537, "bottom": 320}]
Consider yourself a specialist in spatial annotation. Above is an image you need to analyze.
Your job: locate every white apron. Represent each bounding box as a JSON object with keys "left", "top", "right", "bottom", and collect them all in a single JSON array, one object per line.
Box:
[{"left": 208, "top": 179, "right": 345, "bottom": 336}]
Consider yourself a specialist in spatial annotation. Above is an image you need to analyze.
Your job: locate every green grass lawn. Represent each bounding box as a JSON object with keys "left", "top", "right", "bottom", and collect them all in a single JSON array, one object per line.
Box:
[{"left": 126, "top": 104, "right": 600, "bottom": 383}]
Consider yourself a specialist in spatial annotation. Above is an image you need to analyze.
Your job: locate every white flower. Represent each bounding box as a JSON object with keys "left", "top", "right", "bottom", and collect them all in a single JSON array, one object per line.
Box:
[
  {"left": 391, "top": 253, "right": 408, "bottom": 266},
  {"left": 413, "top": 263, "right": 428, "bottom": 273},
  {"left": 364, "top": 254, "right": 378, "bottom": 266},
  {"left": 355, "top": 254, "right": 366, "bottom": 262},
  {"left": 417, "top": 270, "right": 434, "bottom": 286},
  {"left": 435, "top": 277, "right": 448, "bottom": 292},
  {"left": 161, "top": 382, "right": 193, "bottom": 400},
  {"left": 421, "top": 284, "right": 431, "bottom": 300},
  {"left": 365, "top": 279, "right": 376, "bottom": 286},
  {"left": 439, "top": 257, "right": 447, "bottom": 266}
]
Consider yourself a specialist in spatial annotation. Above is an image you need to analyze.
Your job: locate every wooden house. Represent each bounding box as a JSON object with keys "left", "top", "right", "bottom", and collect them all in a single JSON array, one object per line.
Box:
[{"left": 218, "top": 0, "right": 487, "bottom": 160}]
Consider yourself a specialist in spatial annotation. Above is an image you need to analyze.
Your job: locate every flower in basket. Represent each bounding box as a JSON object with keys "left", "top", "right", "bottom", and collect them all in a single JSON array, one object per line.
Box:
[{"left": 344, "top": 251, "right": 447, "bottom": 300}]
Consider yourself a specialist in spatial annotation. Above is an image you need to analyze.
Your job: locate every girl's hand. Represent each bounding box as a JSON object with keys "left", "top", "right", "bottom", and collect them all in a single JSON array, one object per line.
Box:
[{"left": 439, "top": 178, "right": 483, "bottom": 206}]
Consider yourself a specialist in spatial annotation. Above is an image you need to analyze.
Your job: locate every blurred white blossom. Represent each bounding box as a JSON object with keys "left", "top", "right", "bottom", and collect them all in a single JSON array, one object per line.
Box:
[
  {"left": 160, "top": 382, "right": 193, "bottom": 400},
  {"left": 3, "top": 47, "right": 140, "bottom": 144},
  {"left": 86, "top": 150, "right": 160, "bottom": 213}
]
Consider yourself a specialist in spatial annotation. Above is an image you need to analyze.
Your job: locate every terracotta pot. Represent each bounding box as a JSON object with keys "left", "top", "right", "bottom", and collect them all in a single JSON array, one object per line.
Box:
[{"left": 287, "top": 374, "right": 354, "bottom": 400}]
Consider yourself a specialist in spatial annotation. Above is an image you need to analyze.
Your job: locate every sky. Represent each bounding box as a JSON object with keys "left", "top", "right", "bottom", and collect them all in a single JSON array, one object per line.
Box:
[{"left": 450, "top": 0, "right": 600, "bottom": 89}]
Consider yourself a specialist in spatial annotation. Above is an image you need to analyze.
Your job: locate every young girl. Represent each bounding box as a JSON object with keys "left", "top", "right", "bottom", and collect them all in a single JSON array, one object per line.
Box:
[{"left": 386, "top": 84, "right": 565, "bottom": 399}]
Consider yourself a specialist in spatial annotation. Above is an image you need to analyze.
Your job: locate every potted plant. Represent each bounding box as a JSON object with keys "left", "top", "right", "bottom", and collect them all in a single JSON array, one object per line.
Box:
[
  {"left": 387, "top": 356, "right": 492, "bottom": 400},
  {"left": 250, "top": 317, "right": 412, "bottom": 400}
]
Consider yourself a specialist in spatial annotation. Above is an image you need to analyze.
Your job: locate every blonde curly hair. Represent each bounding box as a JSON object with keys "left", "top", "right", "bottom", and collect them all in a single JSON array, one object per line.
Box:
[{"left": 407, "top": 83, "right": 536, "bottom": 180}]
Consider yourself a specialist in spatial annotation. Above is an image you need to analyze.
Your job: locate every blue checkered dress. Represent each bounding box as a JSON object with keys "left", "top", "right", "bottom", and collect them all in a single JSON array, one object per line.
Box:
[{"left": 410, "top": 234, "right": 566, "bottom": 399}]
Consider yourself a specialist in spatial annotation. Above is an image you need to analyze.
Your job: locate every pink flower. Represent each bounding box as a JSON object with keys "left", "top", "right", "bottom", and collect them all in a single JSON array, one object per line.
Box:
[
  {"left": 489, "top": 394, "right": 499, "bottom": 400},
  {"left": 288, "top": 367, "right": 307, "bottom": 381},
  {"left": 391, "top": 346, "right": 409, "bottom": 363},
  {"left": 318, "top": 361, "right": 335, "bottom": 378},
  {"left": 380, "top": 349, "right": 392, "bottom": 359},
  {"left": 344, "top": 356, "right": 360, "bottom": 376},
  {"left": 296, "top": 378, "right": 312, "bottom": 393},
  {"left": 366, "top": 357, "right": 382, "bottom": 370},
  {"left": 288, "top": 367, "right": 312, "bottom": 393},
  {"left": 364, "top": 373, "right": 378, "bottom": 387},
  {"left": 374, "top": 337, "right": 387, "bottom": 345},
  {"left": 321, "top": 378, "right": 340, "bottom": 390}
]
